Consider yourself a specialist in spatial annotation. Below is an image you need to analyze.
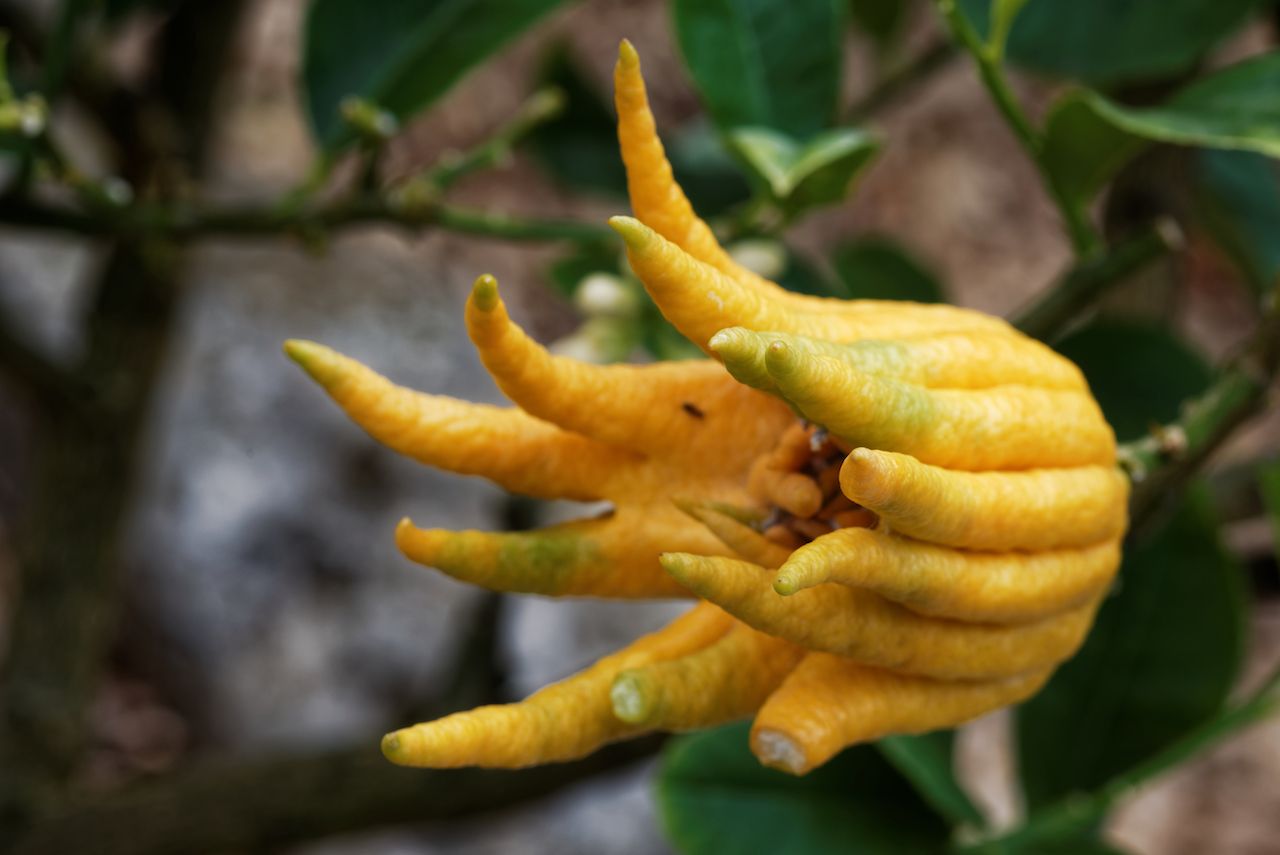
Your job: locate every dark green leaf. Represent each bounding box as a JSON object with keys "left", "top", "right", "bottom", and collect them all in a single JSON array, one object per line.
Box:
[
  {"left": 659, "top": 722, "right": 951, "bottom": 855},
  {"left": 833, "top": 237, "right": 946, "bottom": 303},
  {"left": 1071, "top": 52, "right": 1280, "bottom": 158},
  {"left": 728, "top": 127, "right": 879, "bottom": 217},
  {"left": 529, "top": 45, "right": 628, "bottom": 198},
  {"left": 774, "top": 245, "right": 845, "bottom": 297},
  {"left": 1055, "top": 320, "right": 1213, "bottom": 442},
  {"left": 672, "top": 0, "right": 844, "bottom": 137},
  {"left": 1193, "top": 150, "right": 1280, "bottom": 297},
  {"left": 667, "top": 119, "right": 755, "bottom": 218},
  {"left": 958, "top": 0, "right": 1258, "bottom": 86},
  {"left": 1041, "top": 91, "right": 1146, "bottom": 208},
  {"left": 303, "top": 0, "right": 568, "bottom": 147},
  {"left": 1017, "top": 487, "right": 1247, "bottom": 810},
  {"left": 878, "top": 731, "right": 985, "bottom": 827}
]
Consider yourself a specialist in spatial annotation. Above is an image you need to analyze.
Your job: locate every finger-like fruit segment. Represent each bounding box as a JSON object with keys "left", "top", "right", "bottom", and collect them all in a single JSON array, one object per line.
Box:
[
  {"left": 840, "top": 449, "right": 1129, "bottom": 550},
  {"left": 765, "top": 344, "right": 1116, "bottom": 470},
  {"left": 610, "top": 622, "right": 803, "bottom": 729},
  {"left": 660, "top": 554, "right": 1099, "bottom": 680},
  {"left": 676, "top": 500, "right": 794, "bottom": 569},
  {"left": 775, "top": 527, "right": 1121, "bottom": 623},
  {"left": 396, "top": 503, "right": 729, "bottom": 598},
  {"left": 751, "top": 653, "right": 1051, "bottom": 774},
  {"left": 284, "top": 340, "right": 637, "bottom": 501},
  {"left": 711, "top": 327, "right": 1086, "bottom": 392},
  {"left": 381, "top": 602, "right": 733, "bottom": 768},
  {"left": 612, "top": 218, "right": 1011, "bottom": 351},
  {"left": 465, "top": 274, "right": 792, "bottom": 474}
]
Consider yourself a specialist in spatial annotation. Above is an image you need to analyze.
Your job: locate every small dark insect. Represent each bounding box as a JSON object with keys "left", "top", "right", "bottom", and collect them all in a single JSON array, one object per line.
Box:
[{"left": 681, "top": 402, "right": 705, "bottom": 419}]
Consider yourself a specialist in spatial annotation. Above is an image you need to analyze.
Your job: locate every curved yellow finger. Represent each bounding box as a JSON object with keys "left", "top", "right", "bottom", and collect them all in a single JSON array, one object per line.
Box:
[
  {"left": 711, "top": 327, "right": 1086, "bottom": 393},
  {"left": 751, "top": 654, "right": 1051, "bottom": 775},
  {"left": 676, "top": 500, "right": 794, "bottom": 569},
  {"left": 765, "top": 343, "right": 1116, "bottom": 470},
  {"left": 284, "top": 340, "right": 639, "bottom": 501},
  {"left": 465, "top": 274, "right": 792, "bottom": 474},
  {"left": 610, "top": 621, "right": 804, "bottom": 730},
  {"left": 396, "top": 502, "right": 731, "bottom": 598},
  {"left": 840, "top": 449, "right": 1129, "bottom": 550},
  {"left": 775, "top": 527, "right": 1122, "bottom": 623},
  {"left": 660, "top": 553, "right": 1100, "bottom": 681},
  {"left": 610, "top": 218, "right": 1011, "bottom": 351},
  {"left": 382, "top": 602, "right": 733, "bottom": 768}
]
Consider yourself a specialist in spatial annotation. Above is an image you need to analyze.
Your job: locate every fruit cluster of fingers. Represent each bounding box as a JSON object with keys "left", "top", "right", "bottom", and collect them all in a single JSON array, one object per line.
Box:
[{"left": 286, "top": 41, "right": 1128, "bottom": 776}]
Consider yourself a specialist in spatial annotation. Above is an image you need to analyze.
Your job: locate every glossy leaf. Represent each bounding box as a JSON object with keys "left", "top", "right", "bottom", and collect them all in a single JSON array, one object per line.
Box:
[
  {"left": 1055, "top": 320, "right": 1213, "bottom": 442},
  {"left": 958, "top": 0, "right": 1258, "bottom": 86},
  {"left": 1041, "top": 91, "right": 1145, "bottom": 208},
  {"left": 672, "top": 0, "right": 844, "bottom": 137},
  {"left": 1017, "top": 487, "right": 1247, "bottom": 810},
  {"left": 659, "top": 722, "right": 950, "bottom": 855},
  {"left": 303, "top": 0, "right": 567, "bottom": 147},
  {"left": 1193, "top": 150, "right": 1280, "bottom": 297},
  {"left": 878, "top": 731, "right": 984, "bottom": 827},
  {"left": 833, "top": 237, "right": 946, "bottom": 303},
  {"left": 728, "top": 127, "right": 879, "bottom": 216}
]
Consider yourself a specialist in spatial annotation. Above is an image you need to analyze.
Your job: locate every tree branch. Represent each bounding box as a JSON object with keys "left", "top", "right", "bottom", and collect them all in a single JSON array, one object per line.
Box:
[
  {"left": 0, "top": 194, "right": 612, "bottom": 244},
  {"left": 1013, "top": 220, "right": 1182, "bottom": 341},
  {"left": 9, "top": 735, "right": 666, "bottom": 855},
  {"left": 1122, "top": 282, "right": 1280, "bottom": 531}
]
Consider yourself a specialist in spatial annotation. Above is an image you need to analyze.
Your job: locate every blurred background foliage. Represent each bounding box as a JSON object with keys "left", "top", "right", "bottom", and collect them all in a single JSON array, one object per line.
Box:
[{"left": 0, "top": 0, "right": 1278, "bottom": 853}]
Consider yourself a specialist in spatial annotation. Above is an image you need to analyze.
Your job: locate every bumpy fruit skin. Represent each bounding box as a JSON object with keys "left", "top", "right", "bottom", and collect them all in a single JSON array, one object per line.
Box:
[{"left": 285, "top": 40, "right": 1128, "bottom": 775}]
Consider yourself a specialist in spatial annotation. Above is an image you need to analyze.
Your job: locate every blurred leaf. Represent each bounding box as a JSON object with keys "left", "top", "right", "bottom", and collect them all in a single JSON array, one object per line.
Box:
[
  {"left": 774, "top": 245, "right": 845, "bottom": 297},
  {"left": 728, "top": 127, "right": 879, "bottom": 217},
  {"left": 672, "top": 0, "right": 844, "bottom": 137},
  {"left": 659, "top": 722, "right": 951, "bottom": 854},
  {"left": 848, "top": 0, "right": 911, "bottom": 48},
  {"left": 668, "top": 119, "right": 755, "bottom": 217},
  {"left": 1068, "top": 52, "right": 1280, "bottom": 158},
  {"left": 529, "top": 46, "right": 628, "bottom": 197},
  {"left": 1017, "top": 486, "right": 1247, "bottom": 810},
  {"left": 545, "top": 241, "right": 623, "bottom": 298},
  {"left": 833, "top": 237, "right": 946, "bottom": 302},
  {"left": 987, "top": 0, "right": 1030, "bottom": 57},
  {"left": 303, "top": 0, "right": 567, "bottom": 147},
  {"left": 958, "top": 0, "right": 1259, "bottom": 86},
  {"left": 1055, "top": 320, "right": 1213, "bottom": 442},
  {"left": 878, "top": 731, "right": 985, "bottom": 827},
  {"left": 1041, "top": 91, "right": 1146, "bottom": 208},
  {"left": 1193, "top": 150, "right": 1280, "bottom": 297}
]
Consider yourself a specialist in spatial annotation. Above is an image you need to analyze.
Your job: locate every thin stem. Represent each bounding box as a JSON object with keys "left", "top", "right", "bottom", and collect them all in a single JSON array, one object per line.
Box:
[
  {"left": 847, "top": 41, "right": 958, "bottom": 122},
  {"left": 1121, "top": 281, "right": 1280, "bottom": 531},
  {"left": 0, "top": 195, "right": 612, "bottom": 244},
  {"left": 933, "top": 0, "right": 1100, "bottom": 257},
  {"left": 1013, "top": 220, "right": 1182, "bottom": 341},
  {"left": 427, "top": 86, "right": 565, "bottom": 190}
]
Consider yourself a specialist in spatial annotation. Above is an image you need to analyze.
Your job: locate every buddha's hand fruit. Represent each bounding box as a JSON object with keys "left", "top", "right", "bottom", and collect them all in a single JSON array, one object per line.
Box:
[{"left": 285, "top": 40, "right": 1127, "bottom": 776}]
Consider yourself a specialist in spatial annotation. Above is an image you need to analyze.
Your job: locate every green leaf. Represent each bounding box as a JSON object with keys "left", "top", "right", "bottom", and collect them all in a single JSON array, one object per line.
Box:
[
  {"left": 878, "top": 731, "right": 985, "bottom": 827},
  {"left": 1055, "top": 320, "right": 1213, "bottom": 442},
  {"left": 1078, "top": 51, "right": 1280, "bottom": 158},
  {"left": 528, "top": 45, "right": 629, "bottom": 198},
  {"left": 672, "top": 0, "right": 844, "bottom": 137},
  {"left": 1193, "top": 150, "right": 1280, "bottom": 297},
  {"left": 958, "top": 0, "right": 1258, "bottom": 86},
  {"left": 728, "top": 127, "right": 879, "bottom": 217},
  {"left": 1041, "top": 91, "right": 1147, "bottom": 208},
  {"left": 666, "top": 119, "right": 755, "bottom": 218},
  {"left": 659, "top": 722, "right": 951, "bottom": 855},
  {"left": 987, "top": 0, "right": 1029, "bottom": 58},
  {"left": 303, "top": 0, "right": 568, "bottom": 147},
  {"left": 833, "top": 237, "right": 946, "bottom": 303},
  {"left": 1017, "top": 487, "right": 1247, "bottom": 811}
]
